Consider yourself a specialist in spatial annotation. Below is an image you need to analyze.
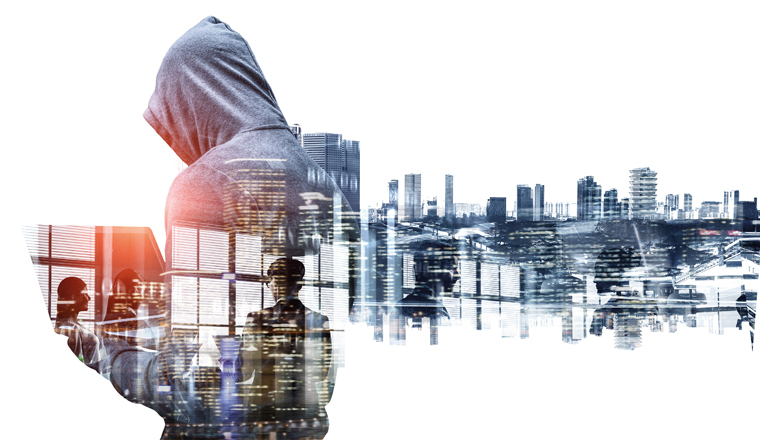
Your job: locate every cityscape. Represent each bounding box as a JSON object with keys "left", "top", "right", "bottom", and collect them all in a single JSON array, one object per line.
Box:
[{"left": 7, "top": 4, "right": 760, "bottom": 440}]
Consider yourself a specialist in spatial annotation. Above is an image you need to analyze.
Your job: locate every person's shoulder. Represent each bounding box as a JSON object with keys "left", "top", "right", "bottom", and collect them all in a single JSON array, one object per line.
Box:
[{"left": 305, "top": 308, "right": 329, "bottom": 325}]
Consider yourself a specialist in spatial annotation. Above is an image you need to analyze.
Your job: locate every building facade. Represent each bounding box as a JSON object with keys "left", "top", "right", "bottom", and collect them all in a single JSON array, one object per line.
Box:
[
  {"left": 516, "top": 185, "right": 533, "bottom": 221},
  {"left": 404, "top": 174, "right": 422, "bottom": 221},
  {"left": 445, "top": 174, "right": 454, "bottom": 218},
  {"left": 487, "top": 197, "right": 507, "bottom": 223},
  {"left": 577, "top": 176, "right": 602, "bottom": 221},
  {"left": 534, "top": 184, "right": 545, "bottom": 221},
  {"left": 302, "top": 132, "right": 361, "bottom": 212},
  {"left": 629, "top": 167, "right": 657, "bottom": 219}
]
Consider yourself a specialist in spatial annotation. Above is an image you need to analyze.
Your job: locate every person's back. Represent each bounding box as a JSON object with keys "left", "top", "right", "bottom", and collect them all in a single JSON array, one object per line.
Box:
[{"left": 144, "top": 16, "right": 359, "bottom": 263}]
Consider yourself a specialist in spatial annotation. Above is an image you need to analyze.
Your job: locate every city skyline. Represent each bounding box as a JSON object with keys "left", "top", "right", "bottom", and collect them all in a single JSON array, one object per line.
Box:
[{"left": 4, "top": 3, "right": 760, "bottom": 440}]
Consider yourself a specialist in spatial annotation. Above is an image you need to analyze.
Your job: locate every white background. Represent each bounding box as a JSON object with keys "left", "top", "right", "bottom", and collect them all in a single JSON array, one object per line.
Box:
[{"left": 2, "top": 2, "right": 759, "bottom": 439}]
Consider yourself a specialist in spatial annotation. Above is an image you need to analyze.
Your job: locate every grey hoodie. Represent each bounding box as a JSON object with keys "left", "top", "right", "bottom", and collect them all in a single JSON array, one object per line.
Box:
[{"left": 145, "top": 16, "right": 359, "bottom": 272}]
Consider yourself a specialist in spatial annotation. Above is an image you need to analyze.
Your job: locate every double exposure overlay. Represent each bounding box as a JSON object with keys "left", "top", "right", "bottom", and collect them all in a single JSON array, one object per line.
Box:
[{"left": 20, "top": 14, "right": 760, "bottom": 440}]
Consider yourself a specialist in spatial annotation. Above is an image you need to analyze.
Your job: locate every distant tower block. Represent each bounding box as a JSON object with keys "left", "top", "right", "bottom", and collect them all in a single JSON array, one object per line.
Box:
[
  {"left": 629, "top": 168, "right": 657, "bottom": 219},
  {"left": 445, "top": 174, "right": 454, "bottom": 218}
]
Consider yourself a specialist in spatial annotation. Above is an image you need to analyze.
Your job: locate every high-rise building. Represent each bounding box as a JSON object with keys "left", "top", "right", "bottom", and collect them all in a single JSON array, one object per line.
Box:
[
  {"left": 603, "top": 189, "right": 619, "bottom": 220},
  {"left": 684, "top": 193, "right": 693, "bottom": 211},
  {"left": 736, "top": 198, "right": 758, "bottom": 220},
  {"left": 665, "top": 194, "right": 679, "bottom": 220},
  {"left": 302, "top": 132, "right": 360, "bottom": 212},
  {"left": 404, "top": 174, "right": 422, "bottom": 221},
  {"left": 445, "top": 175, "right": 454, "bottom": 218},
  {"left": 388, "top": 180, "right": 398, "bottom": 207},
  {"left": 629, "top": 167, "right": 657, "bottom": 219},
  {"left": 534, "top": 184, "right": 545, "bottom": 221},
  {"left": 724, "top": 190, "right": 740, "bottom": 218},
  {"left": 577, "top": 176, "right": 602, "bottom": 221},
  {"left": 516, "top": 185, "right": 533, "bottom": 221},
  {"left": 486, "top": 197, "right": 507, "bottom": 222}
]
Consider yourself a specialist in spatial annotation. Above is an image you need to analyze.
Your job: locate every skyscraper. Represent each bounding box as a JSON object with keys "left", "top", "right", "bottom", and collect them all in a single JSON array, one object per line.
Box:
[
  {"left": 445, "top": 174, "right": 454, "bottom": 218},
  {"left": 486, "top": 197, "right": 507, "bottom": 222},
  {"left": 724, "top": 190, "right": 739, "bottom": 218},
  {"left": 684, "top": 193, "right": 692, "bottom": 211},
  {"left": 404, "top": 174, "right": 422, "bottom": 221},
  {"left": 665, "top": 194, "right": 678, "bottom": 220},
  {"left": 534, "top": 184, "right": 545, "bottom": 221},
  {"left": 629, "top": 167, "right": 657, "bottom": 219},
  {"left": 603, "top": 189, "right": 619, "bottom": 220},
  {"left": 577, "top": 176, "right": 602, "bottom": 221},
  {"left": 516, "top": 185, "right": 533, "bottom": 221},
  {"left": 302, "top": 132, "right": 360, "bottom": 212}
]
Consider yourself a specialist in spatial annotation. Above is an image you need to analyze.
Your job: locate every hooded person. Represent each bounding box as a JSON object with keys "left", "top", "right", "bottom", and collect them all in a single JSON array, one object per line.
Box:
[
  {"left": 137, "top": 16, "right": 358, "bottom": 439},
  {"left": 143, "top": 15, "right": 359, "bottom": 272}
]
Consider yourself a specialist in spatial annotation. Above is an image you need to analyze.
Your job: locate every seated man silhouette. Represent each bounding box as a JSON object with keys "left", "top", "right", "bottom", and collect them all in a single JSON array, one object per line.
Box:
[
  {"left": 395, "top": 240, "right": 460, "bottom": 344},
  {"left": 55, "top": 277, "right": 102, "bottom": 368},
  {"left": 240, "top": 258, "right": 334, "bottom": 439}
]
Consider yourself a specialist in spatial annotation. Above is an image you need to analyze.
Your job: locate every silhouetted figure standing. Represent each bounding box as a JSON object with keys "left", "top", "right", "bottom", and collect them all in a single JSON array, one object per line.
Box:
[{"left": 240, "top": 258, "right": 333, "bottom": 439}]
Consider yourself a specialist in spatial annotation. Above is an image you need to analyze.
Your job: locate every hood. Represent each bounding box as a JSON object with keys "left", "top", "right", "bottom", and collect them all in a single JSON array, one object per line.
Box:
[{"left": 144, "top": 16, "right": 289, "bottom": 165}]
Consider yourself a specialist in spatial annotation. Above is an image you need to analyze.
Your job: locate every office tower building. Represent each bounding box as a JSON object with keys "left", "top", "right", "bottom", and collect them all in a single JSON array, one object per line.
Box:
[
  {"left": 603, "top": 189, "right": 619, "bottom": 220},
  {"left": 684, "top": 194, "right": 692, "bottom": 211},
  {"left": 445, "top": 174, "right": 454, "bottom": 218},
  {"left": 289, "top": 124, "right": 302, "bottom": 145},
  {"left": 629, "top": 167, "right": 657, "bottom": 219},
  {"left": 665, "top": 194, "right": 679, "bottom": 220},
  {"left": 487, "top": 197, "right": 507, "bottom": 222},
  {"left": 699, "top": 201, "right": 721, "bottom": 219},
  {"left": 404, "top": 174, "right": 422, "bottom": 221},
  {"left": 534, "top": 184, "right": 545, "bottom": 221},
  {"left": 342, "top": 139, "right": 360, "bottom": 211},
  {"left": 577, "top": 176, "right": 602, "bottom": 221},
  {"left": 302, "top": 132, "right": 361, "bottom": 212},
  {"left": 736, "top": 198, "right": 758, "bottom": 220},
  {"left": 724, "top": 190, "right": 738, "bottom": 217},
  {"left": 516, "top": 185, "right": 533, "bottom": 221}
]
